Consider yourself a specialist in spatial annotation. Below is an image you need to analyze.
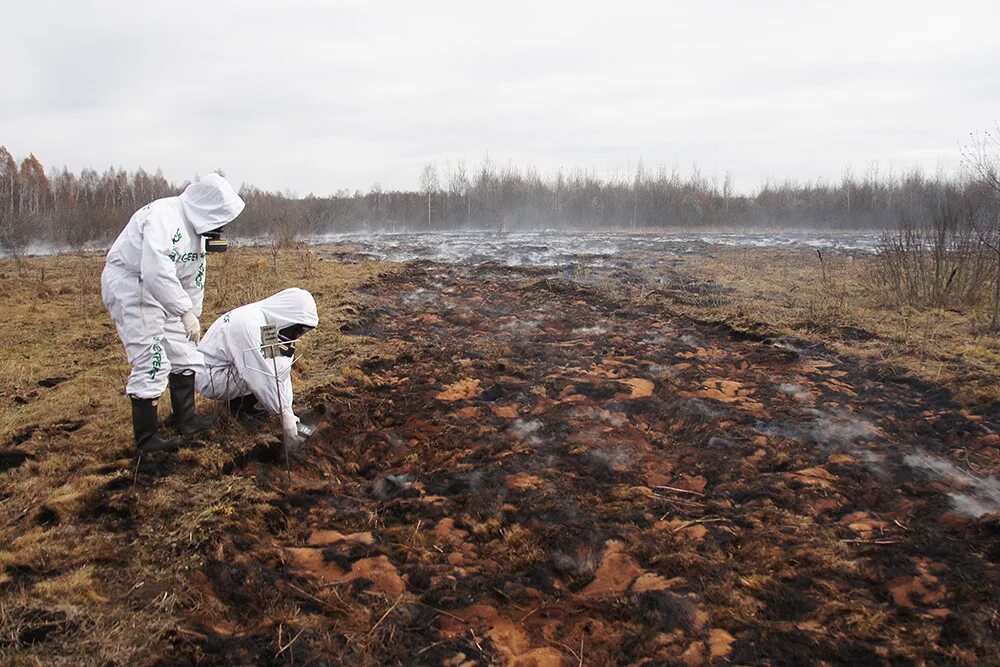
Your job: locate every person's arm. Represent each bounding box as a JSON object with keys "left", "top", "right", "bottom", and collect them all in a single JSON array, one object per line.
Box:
[{"left": 139, "top": 214, "right": 193, "bottom": 318}]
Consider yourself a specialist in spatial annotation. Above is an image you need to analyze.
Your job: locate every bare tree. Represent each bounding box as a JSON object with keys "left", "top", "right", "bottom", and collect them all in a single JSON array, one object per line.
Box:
[
  {"left": 0, "top": 146, "right": 18, "bottom": 255},
  {"left": 420, "top": 163, "right": 438, "bottom": 228},
  {"left": 367, "top": 182, "right": 384, "bottom": 231},
  {"left": 632, "top": 159, "right": 644, "bottom": 231},
  {"left": 721, "top": 171, "right": 734, "bottom": 219},
  {"left": 449, "top": 161, "right": 471, "bottom": 227}
]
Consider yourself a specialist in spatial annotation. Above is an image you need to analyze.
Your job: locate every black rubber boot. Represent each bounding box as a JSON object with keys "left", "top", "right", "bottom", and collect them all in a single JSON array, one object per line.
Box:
[
  {"left": 169, "top": 372, "right": 217, "bottom": 436},
  {"left": 131, "top": 397, "right": 180, "bottom": 454},
  {"left": 227, "top": 394, "right": 266, "bottom": 421}
]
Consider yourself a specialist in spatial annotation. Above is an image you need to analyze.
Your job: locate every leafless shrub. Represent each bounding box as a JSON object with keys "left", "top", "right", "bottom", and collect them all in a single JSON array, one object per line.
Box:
[
  {"left": 868, "top": 193, "right": 996, "bottom": 314},
  {"left": 962, "top": 126, "right": 1000, "bottom": 329},
  {"left": 809, "top": 248, "right": 851, "bottom": 326}
]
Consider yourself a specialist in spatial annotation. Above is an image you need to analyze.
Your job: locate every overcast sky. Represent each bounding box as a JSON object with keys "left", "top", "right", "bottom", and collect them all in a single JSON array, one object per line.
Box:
[{"left": 2, "top": 1, "right": 998, "bottom": 195}]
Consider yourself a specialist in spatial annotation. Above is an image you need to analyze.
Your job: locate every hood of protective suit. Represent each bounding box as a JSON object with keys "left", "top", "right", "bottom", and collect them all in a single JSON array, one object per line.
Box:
[
  {"left": 179, "top": 173, "right": 246, "bottom": 234},
  {"left": 257, "top": 288, "right": 319, "bottom": 331}
]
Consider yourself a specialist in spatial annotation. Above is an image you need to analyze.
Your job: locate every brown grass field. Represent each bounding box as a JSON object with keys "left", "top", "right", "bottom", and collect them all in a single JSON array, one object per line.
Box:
[{"left": 1, "top": 244, "right": 999, "bottom": 666}]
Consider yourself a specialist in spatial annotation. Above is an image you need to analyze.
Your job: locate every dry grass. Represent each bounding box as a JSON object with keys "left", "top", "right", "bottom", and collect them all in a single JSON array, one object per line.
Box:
[
  {"left": 0, "top": 246, "right": 394, "bottom": 665},
  {"left": 671, "top": 246, "right": 1000, "bottom": 408}
]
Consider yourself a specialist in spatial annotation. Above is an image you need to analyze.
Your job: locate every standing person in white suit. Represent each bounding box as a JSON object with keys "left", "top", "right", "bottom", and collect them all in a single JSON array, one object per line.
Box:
[
  {"left": 102, "top": 173, "right": 245, "bottom": 455},
  {"left": 195, "top": 288, "right": 318, "bottom": 449}
]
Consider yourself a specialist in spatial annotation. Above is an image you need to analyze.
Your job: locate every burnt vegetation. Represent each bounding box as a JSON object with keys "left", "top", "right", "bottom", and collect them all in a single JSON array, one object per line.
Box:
[{"left": 155, "top": 262, "right": 1000, "bottom": 664}]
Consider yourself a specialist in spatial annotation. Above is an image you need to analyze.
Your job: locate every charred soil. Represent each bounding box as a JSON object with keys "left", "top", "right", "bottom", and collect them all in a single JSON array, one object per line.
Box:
[{"left": 182, "top": 262, "right": 999, "bottom": 665}]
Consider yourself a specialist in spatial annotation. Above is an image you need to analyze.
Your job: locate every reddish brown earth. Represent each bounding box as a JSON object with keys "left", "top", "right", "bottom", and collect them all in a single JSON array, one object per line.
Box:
[{"left": 170, "top": 262, "right": 1000, "bottom": 665}]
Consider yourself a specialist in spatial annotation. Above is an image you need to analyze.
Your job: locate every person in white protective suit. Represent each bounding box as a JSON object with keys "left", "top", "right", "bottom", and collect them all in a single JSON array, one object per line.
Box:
[
  {"left": 195, "top": 288, "right": 319, "bottom": 449},
  {"left": 102, "top": 173, "right": 245, "bottom": 455}
]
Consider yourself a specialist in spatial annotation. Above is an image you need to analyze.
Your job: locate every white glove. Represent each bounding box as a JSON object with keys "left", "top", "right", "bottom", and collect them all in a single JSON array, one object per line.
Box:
[
  {"left": 281, "top": 409, "right": 305, "bottom": 448},
  {"left": 181, "top": 311, "right": 201, "bottom": 344}
]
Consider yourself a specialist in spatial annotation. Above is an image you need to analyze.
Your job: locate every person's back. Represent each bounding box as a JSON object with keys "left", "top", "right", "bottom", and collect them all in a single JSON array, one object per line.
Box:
[
  {"left": 105, "top": 175, "right": 243, "bottom": 320},
  {"left": 199, "top": 302, "right": 264, "bottom": 367},
  {"left": 197, "top": 288, "right": 318, "bottom": 448},
  {"left": 198, "top": 300, "right": 287, "bottom": 408},
  {"left": 105, "top": 197, "right": 180, "bottom": 274},
  {"left": 106, "top": 197, "right": 180, "bottom": 271}
]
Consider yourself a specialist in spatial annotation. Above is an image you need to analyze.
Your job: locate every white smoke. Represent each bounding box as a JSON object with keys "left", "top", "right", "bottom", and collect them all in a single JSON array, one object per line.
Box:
[
  {"left": 903, "top": 452, "right": 1000, "bottom": 518},
  {"left": 509, "top": 419, "right": 544, "bottom": 445},
  {"left": 756, "top": 409, "right": 877, "bottom": 444},
  {"left": 778, "top": 383, "right": 812, "bottom": 402},
  {"left": 571, "top": 324, "right": 608, "bottom": 336}
]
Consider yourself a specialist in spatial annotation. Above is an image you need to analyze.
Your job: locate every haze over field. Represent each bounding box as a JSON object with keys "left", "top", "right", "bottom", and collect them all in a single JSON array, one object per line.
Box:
[{"left": 2, "top": 0, "right": 999, "bottom": 194}]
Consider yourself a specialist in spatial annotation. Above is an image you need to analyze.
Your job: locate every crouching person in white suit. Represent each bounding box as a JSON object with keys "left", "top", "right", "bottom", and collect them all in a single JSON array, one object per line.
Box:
[
  {"left": 196, "top": 288, "right": 319, "bottom": 449},
  {"left": 102, "top": 173, "right": 245, "bottom": 455}
]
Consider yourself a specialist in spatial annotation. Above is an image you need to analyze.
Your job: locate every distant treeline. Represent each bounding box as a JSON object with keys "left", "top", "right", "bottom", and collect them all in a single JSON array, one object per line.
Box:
[{"left": 0, "top": 146, "right": 992, "bottom": 253}]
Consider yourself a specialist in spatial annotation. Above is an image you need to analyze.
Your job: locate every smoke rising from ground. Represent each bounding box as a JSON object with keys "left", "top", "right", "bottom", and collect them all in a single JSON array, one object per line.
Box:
[{"left": 904, "top": 453, "right": 1000, "bottom": 518}]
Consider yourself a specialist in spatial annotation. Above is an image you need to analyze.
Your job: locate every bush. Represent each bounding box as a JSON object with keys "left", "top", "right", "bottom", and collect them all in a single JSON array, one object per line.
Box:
[{"left": 868, "top": 193, "right": 998, "bottom": 321}]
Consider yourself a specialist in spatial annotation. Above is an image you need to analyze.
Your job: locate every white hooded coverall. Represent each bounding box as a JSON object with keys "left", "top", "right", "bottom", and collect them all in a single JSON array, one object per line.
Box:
[
  {"left": 195, "top": 288, "right": 319, "bottom": 415},
  {"left": 101, "top": 173, "right": 245, "bottom": 398}
]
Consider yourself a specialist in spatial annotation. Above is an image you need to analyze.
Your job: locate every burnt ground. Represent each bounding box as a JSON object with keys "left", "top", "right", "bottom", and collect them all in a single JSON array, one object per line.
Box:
[{"left": 169, "top": 261, "right": 1000, "bottom": 666}]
